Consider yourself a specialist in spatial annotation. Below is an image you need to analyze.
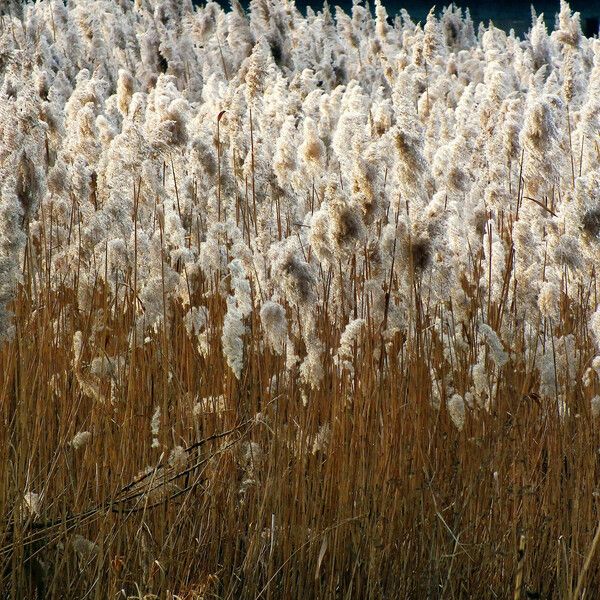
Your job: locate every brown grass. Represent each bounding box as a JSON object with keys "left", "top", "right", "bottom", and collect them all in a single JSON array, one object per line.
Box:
[{"left": 1, "top": 187, "right": 600, "bottom": 600}]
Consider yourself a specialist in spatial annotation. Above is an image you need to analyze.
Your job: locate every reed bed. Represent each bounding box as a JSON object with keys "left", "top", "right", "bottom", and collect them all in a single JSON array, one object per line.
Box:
[{"left": 2, "top": 0, "right": 600, "bottom": 597}]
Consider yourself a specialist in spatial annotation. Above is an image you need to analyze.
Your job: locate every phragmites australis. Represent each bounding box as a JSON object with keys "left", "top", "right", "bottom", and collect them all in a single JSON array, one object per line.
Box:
[
  {"left": 272, "top": 245, "right": 316, "bottom": 307},
  {"left": 447, "top": 394, "right": 466, "bottom": 430},
  {"left": 328, "top": 192, "right": 366, "bottom": 256},
  {"left": 4, "top": 2, "right": 600, "bottom": 595},
  {"left": 260, "top": 300, "right": 288, "bottom": 355},
  {"left": 116, "top": 69, "right": 135, "bottom": 116},
  {"left": 581, "top": 208, "right": 600, "bottom": 239},
  {"left": 222, "top": 295, "right": 247, "bottom": 379}
]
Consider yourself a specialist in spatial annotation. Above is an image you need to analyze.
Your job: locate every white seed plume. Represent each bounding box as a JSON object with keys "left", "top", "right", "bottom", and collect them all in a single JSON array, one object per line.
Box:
[
  {"left": 260, "top": 301, "right": 288, "bottom": 356},
  {"left": 168, "top": 445, "right": 187, "bottom": 472},
  {"left": 222, "top": 295, "right": 246, "bottom": 379},
  {"left": 151, "top": 405, "right": 161, "bottom": 448},
  {"left": 335, "top": 318, "right": 366, "bottom": 369},
  {"left": 1, "top": 0, "right": 600, "bottom": 405},
  {"left": 591, "top": 396, "right": 600, "bottom": 418},
  {"left": 447, "top": 394, "right": 466, "bottom": 430},
  {"left": 478, "top": 323, "right": 509, "bottom": 368},
  {"left": 70, "top": 431, "right": 92, "bottom": 450}
]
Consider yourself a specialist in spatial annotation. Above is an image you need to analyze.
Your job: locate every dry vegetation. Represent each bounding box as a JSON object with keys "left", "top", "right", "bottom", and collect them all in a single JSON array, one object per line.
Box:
[{"left": 2, "top": 0, "right": 600, "bottom": 597}]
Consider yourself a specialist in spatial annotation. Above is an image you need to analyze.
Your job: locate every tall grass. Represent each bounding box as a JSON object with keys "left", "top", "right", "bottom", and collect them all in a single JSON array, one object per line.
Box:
[
  {"left": 2, "top": 0, "right": 600, "bottom": 597},
  {"left": 2, "top": 182, "right": 600, "bottom": 598}
]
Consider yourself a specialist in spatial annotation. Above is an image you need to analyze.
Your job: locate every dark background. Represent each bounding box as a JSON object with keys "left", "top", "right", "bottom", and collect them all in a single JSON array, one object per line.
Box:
[
  {"left": 382, "top": 1, "right": 599, "bottom": 35},
  {"left": 204, "top": 0, "right": 600, "bottom": 37}
]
